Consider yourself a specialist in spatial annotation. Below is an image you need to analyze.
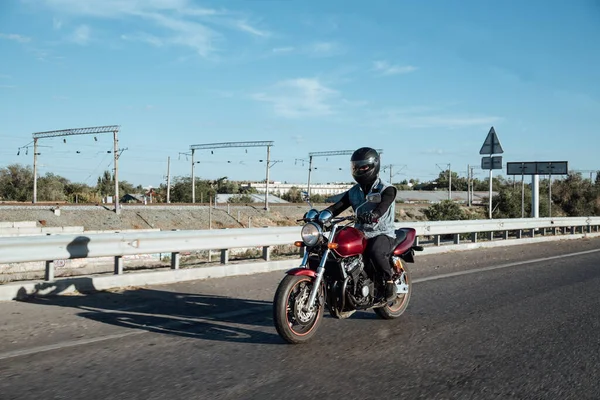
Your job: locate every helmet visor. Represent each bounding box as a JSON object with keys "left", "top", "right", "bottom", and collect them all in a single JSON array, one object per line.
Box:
[{"left": 351, "top": 158, "right": 376, "bottom": 175}]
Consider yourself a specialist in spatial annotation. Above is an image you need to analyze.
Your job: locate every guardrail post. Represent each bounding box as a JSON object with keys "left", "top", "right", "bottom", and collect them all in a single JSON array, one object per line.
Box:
[
  {"left": 503, "top": 231, "right": 509, "bottom": 240},
  {"left": 552, "top": 227, "right": 557, "bottom": 235},
  {"left": 517, "top": 230, "right": 523, "bottom": 239},
  {"left": 171, "top": 252, "right": 180, "bottom": 270},
  {"left": 262, "top": 246, "right": 270, "bottom": 261},
  {"left": 415, "top": 237, "right": 420, "bottom": 246},
  {"left": 45, "top": 261, "right": 54, "bottom": 281},
  {"left": 531, "top": 229, "right": 536, "bottom": 238},
  {"left": 453, "top": 234, "right": 460, "bottom": 245},
  {"left": 220, "top": 249, "right": 229, "bottom": 264},
  {"left": 434, "top": 235, "right": 441, "bottom": 246},
  {"left": 114, "top": 256, "right": 123, "bottom": 275},
  {"left": 471, "top": 232, "right": 477, "bottom": 243},
  {"left": 489, "top": 232, "right": 494, "bottom": 241},
  {"left": 588, "top": 225, "right": 592, "bottom": 234}
]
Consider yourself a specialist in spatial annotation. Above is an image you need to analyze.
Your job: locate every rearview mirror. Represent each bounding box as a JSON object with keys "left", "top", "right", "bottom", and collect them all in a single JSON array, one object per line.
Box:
[{"left": 366, "top": 193, "right": 381, "bottom": 203}]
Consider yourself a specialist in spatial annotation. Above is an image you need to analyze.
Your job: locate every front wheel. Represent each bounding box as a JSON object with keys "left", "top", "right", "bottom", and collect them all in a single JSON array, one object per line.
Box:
[
  {"left": 273, "top": 275, "right": 324, "bottom": 344},
  {"left": 374, "top": 263, "right": 412, "bottom": 320}
]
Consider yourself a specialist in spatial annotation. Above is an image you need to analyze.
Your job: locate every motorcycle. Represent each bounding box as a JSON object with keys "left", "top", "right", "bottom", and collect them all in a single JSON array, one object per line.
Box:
[{"left": 273, "top": 193, "right": 423, "bottom": 344}]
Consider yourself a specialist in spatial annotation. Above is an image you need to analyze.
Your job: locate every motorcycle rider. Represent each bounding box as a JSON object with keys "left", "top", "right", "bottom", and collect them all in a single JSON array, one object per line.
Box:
[{"left": 324, "top": 147, "right": 398, "bottom": 301}]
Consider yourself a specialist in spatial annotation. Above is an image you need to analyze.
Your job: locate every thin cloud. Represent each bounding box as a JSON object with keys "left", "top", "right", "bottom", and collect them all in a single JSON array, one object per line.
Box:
[
  {"left": 307, "top": 41, "right": 344, "bottom": 57},
  {"left": 70, "top": 25, "right": 91, "bottom": 45},
  {"left": 371, "top": 107, "right": 501, "bottom": 129},
  {"left": 373, "top": 60, "right": 418, "bottom": 76},
  {"left": 37, "top": 0, "right": 270, "bottom": 57},
  {"left": 0, "top": 85, "right": 16, "bottom": 89},
  {"left": 252, "top": 78, "right": 339, "bottom": 118},
  {"left": 121, "top": 33, "right": 164, "bottom": 47},
  {"left": 235, "top": 21, "right": 270, "bottom": 37},
  {"left": 269, "top": 42, "right": 345, "bottom": 58},
  {"left": 0, "top": 33, "right": 31, "bottom": 43}
]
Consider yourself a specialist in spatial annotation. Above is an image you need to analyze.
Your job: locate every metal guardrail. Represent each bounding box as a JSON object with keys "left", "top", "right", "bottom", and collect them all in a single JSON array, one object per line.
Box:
[{"left": 1, "top": 217, "right": 600, "bottom": 282}]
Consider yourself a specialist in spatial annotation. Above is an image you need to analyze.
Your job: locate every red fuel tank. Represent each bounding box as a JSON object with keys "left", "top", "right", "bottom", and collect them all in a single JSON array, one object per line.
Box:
[{"left": 332, "top": 226, "right": 367, "bottom": 257}]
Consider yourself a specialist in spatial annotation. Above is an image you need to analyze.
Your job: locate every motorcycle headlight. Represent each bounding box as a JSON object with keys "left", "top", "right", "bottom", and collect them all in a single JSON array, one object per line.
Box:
[{"left": 301, "top": 222, "right": 322, "bottom": 246}]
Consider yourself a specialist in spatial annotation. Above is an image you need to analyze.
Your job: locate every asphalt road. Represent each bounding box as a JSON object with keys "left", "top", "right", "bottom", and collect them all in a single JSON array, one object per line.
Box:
[{"left": 2, "top": 238, "right": 600, "bottom": 399}]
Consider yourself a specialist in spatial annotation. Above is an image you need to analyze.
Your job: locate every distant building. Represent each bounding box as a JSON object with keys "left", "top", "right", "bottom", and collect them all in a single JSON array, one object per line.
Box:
[
  {"left": 327, "top": 190, "right": 496, "bottom": 204},
  {"left": 245, "top": 182, "right": 353, "bottom": 196},
  {"left": 215, "top": 193, "right": 288, "bottom": 204}
]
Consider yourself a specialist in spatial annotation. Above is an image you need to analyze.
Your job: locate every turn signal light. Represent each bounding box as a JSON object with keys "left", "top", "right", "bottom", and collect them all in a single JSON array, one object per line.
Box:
[
  {"left": 327, "top": 243, "right": 339, "bottom": 249},
  {"left": 294, "top": 241, "right": 305, "bottom": 247}
]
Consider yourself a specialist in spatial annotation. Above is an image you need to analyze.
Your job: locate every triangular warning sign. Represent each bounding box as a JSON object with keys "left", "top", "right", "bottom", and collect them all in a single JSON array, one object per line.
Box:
[{"left": 479, "top": 126, "right": 504, "bottom": 155}]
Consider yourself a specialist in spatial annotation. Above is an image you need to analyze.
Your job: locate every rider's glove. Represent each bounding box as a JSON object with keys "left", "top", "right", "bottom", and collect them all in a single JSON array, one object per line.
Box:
[{"left": 358, "top": 211, "right": 379, "bottom": 224}]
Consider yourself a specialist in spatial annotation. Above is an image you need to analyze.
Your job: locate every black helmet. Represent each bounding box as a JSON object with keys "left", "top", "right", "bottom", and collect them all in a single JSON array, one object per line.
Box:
[{"left": 350, "top": 147, "right": 380, "bottom": 186}]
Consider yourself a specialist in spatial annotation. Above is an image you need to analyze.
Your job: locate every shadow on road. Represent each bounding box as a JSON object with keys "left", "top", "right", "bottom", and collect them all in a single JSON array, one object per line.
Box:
[
  {"left": 17, "top": 283, "right": 284, "bottom": 345},
  {"left": 12, "top": 234, "right": 285, "bottom": 345}
]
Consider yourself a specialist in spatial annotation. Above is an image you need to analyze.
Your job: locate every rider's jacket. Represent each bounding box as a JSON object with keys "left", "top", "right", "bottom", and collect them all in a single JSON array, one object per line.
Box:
[{"left": 347, "top": 177, "right": 396, "bottom": 239}]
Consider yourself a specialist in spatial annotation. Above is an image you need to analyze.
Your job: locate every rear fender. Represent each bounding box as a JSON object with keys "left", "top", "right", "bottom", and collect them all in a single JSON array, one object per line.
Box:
[{"left": 286, "top": 268, "right": 317, "bottom": 277}]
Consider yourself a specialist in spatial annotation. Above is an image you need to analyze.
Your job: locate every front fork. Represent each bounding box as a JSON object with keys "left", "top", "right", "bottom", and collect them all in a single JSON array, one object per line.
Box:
[{"left": 304, "top": 225, "right": 338, "bottom": 312}]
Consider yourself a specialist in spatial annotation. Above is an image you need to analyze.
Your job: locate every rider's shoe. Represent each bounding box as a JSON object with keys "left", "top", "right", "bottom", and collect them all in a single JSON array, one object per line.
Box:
[{"left": 384, "top": 281, "right": 397, "bottom": 301}]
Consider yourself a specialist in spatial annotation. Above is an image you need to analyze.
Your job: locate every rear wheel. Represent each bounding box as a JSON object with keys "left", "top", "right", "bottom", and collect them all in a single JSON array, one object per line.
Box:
[
  {"left": 273, "top": 275, "right": 324, "bottom": 344},
  {"left": 374, "top": 263, "right": 412, "bottom": 320}
]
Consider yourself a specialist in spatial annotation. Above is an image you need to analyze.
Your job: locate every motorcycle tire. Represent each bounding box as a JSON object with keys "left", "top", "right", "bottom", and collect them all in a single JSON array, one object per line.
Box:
[
  {"left": 374, "top": 264, "right": 412, "bottom": 320},
  {"left": 273, "top": 275, "right": 324, "bottom": 344}
]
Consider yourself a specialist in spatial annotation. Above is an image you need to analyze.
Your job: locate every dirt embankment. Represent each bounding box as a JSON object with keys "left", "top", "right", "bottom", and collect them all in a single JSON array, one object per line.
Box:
[{"left": 0, "top": 203, "right": 429, "bottom": 231}]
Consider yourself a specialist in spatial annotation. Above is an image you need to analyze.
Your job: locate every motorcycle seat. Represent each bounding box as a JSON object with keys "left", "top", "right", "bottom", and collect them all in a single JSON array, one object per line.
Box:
[{"left": 392, "top": 228, "right": 416, "bottom": 256}]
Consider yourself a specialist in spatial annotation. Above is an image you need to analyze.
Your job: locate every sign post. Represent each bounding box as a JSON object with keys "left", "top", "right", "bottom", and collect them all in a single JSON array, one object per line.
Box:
[
  {"left": 479, "top": 127, "right": 504, "bottom": 219},
  {"left": 506, "top": 161, "right": 568, "bottom": 218}
]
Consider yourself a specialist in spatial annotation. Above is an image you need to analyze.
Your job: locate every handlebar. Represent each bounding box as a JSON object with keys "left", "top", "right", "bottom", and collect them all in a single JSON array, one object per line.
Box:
[{"left": 298, "top": 215, "right": 379, "bottom": 224}]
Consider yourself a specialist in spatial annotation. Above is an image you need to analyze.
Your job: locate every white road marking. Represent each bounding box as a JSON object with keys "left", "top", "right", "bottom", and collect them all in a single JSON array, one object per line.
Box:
[
  {"left": 3, "top": 247, "right": 600, "bottom": 361},
  {"left": 413, "top": 248, "right": 600, "bottom": 284}
]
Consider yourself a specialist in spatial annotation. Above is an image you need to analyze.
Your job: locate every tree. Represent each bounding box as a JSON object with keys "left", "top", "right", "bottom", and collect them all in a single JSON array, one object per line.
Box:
[
  {"left": 228, "top": 194, "right": 254, "bottom": 203},
  {"left": 552, "top": 172, "right": 598, "bottom": 216},
  {"left": 281, "top": 186, "right": 303, "bottom": 203},
  {"left": 96, "top": 170, "right": 114, "bottom": 197},
  {"left": 436, "top": 170, "right": 467, "bottom": 191},
  {"left": 423, "top": 200, "right": 468, "bottom": 221},
  {"left": 168, "top": 176, "right": 216, "bottom": 203},
  {"left": 37, "top": 173, "right": 67, "bottom": 202},
  {"left": 0, "top": 164, "right": 34, "bottom": 201}
]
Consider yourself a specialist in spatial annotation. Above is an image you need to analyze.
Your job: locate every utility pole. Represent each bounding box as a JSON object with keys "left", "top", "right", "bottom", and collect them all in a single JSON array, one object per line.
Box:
[
  {"left": 306, "top": 149, "right": 384, "bottom": 197},
  {"left": 521, "top": 170, "right": 525, "bottom": 218},
  {"left": 166, "top": 156, "right": 171, "bottom": 204},
  {"left": 188, "top": 141, "right": 275, "bottom": 207},
  {"left": 467, "top": 164, "right": 471, "bottom": 207},
  {"left": 548, "top": 174, "right": 551, "bottom": 217},
  {"left": 470, "top": 166, "right": 475, "bottom": 206},
  {"left": 307, "top": 155, "right": 314, "bottom": 198},
  {"left": 113, "top": 129, "right": 120, "bottom": 214},
  {"left": 265, "top": 144, "right": 271, "bottom": 210},
  {"left": 31, "top": 125, "right": 120, "bottom": 211},
  {"left": 32, "top": 138, "right": 38, "bottom": 203},
  {"left": 191, "top": 149, "right": 196, "bottom": 204},
  {"left": 448, "top": 163, "right": 452, "bottom": 201}
]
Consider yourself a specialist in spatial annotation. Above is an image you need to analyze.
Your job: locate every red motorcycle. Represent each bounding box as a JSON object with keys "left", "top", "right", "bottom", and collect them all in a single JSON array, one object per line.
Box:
[{"left": 273, "top": 194, "right": 423, "bottom": 344}]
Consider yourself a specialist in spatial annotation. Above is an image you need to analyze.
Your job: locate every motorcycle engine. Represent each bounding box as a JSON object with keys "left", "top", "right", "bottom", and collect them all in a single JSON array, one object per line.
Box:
[
  {"left": 340, "top": 255, "right": 375, "bottom": 309},
  {"left": 341, "top": 255, "right": 362, "bottom": 275}
]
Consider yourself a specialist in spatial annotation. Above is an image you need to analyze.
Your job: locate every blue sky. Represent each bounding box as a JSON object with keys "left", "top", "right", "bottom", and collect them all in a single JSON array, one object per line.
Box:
[{"left": 1, "top": 0, "right": 599, "bottom": 188}]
